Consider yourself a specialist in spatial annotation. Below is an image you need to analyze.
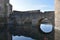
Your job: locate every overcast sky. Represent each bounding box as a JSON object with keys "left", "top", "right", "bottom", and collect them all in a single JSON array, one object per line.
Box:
[{"left": 10, "top": 0, "right": 54, "bottom": 12}]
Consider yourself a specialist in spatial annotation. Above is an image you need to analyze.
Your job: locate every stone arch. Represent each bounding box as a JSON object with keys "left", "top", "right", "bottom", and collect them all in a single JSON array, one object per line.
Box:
[
  {"left": 36, "top": 18, "right": 53, "bottom": 32},
  {"left": 41, "top": 18, "right": 52, "bottom": 24},
  {"left": 37, "top": 18, "right": 52, "bottom": 25}
]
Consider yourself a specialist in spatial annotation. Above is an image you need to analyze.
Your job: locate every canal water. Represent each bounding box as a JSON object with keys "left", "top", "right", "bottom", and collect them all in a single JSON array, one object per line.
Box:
[
  {"left": 12, "top": 36, "right": 34, "bottom": 40},
  {"left": 12, "top": 24, "right": 53, "bottom": 40}
]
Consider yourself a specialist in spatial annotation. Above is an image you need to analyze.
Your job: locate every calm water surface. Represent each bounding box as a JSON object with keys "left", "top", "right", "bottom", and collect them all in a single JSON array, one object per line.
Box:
[
  {"left": 12, "top": 24, "right": 53, "bottom": 40},
  {"left": 12, "top": 36, "right": 34, "bottom": 40}
]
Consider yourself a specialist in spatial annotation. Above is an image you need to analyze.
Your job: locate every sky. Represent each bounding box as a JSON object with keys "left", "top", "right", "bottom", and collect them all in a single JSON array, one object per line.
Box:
[{"left": 10, "top": 0, "right": 54, "bottom": 12}]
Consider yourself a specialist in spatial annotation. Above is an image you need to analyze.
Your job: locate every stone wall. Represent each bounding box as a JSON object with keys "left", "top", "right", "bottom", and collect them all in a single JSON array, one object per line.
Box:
[{"left": 11, "top": 10, "right": 54, "bottom": 25}]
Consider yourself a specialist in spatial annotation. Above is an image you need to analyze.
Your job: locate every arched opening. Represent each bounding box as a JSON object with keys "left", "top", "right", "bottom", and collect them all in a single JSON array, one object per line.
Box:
[{"left": 37, "top": 18, "right": 53, "bottom": 33}]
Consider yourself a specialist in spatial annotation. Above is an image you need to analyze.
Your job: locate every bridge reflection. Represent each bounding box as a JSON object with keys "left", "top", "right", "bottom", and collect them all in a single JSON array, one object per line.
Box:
[
  {"left": 11, "top": 23, "right": 54, "bottom": 40},
  {"left": 0, "top": 18, "right": 54, "bottom": 40},
  {"left": 12, "top": 36, "right": 34, "bottom": 40}
]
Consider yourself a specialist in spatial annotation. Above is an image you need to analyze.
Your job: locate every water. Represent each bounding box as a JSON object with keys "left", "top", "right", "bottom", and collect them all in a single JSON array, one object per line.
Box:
[
  {"left": 12, "top": 36, "right": 34, "bottom": 40},
  {"left": 12, "top": 24, "right": 53, "bottom": 40}
]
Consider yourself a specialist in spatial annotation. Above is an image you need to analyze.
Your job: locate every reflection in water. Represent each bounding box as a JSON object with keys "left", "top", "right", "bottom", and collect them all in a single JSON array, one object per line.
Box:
[
  {"left": 40, "top": 24, "right": 53, "bottom": 33},
  {"left": 12, "top": 36, "right": 34, "bottom": 40},
  {"left": 12, "top": 24, "right": 53, "bottom": 40}
]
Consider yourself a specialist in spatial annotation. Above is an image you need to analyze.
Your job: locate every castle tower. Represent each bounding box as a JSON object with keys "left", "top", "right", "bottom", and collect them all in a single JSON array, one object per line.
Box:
[
  {"left": 0, "top": 0, "right": 12, "bottom": 17},
  {"left": 55, "top": 0, "right": 60, "bottom": 28},
  {"left": 0, "top": 0, "right": 12, "bottom": 40}
]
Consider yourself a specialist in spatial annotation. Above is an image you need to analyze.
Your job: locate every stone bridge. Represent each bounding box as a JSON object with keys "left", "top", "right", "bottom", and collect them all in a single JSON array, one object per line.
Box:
[
  {"left": 7, "top": 10, "right": 54, "bottom": 40},
  {"left": 10, "top": 10, "right": 54, "bottom": 25},
  {"left": 0, "top": 10, "right": 55, "bottom": 40}
]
